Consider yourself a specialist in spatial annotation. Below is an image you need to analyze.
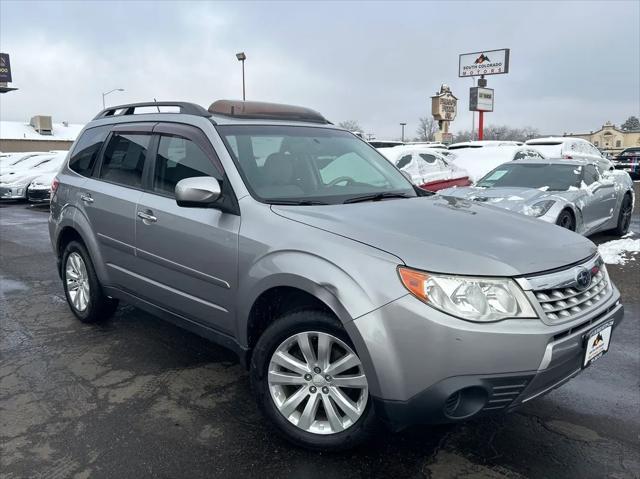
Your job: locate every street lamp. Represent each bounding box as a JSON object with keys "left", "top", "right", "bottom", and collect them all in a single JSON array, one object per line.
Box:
[
  {"left": 400, "top": 122, "right": 406, "bottom": 142},
  {"left": 102, "top": 88, "right": 124, "bottom": 109},
  {"left": 236, "top": 52, "right": 246, "bottom": 101}
]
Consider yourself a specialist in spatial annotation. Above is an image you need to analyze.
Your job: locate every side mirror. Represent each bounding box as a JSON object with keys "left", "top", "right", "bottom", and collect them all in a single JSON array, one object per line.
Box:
[{"left": 175, "top": 177, "right": 221, "bottom": 207}]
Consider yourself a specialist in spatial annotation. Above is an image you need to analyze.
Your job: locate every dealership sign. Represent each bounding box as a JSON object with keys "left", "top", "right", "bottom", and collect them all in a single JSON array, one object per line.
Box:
[
  {"left": 0, "top": 53, "right": 11, "bottom": 83},
  {"left": 469, "top": 87, "right": 494, "bottom": 112},
  {"left": 431, "top": 85, "right": 458, "bottom": 121},
  {"left": 459, "top": 48, "right": 510, "bottom": 77}
]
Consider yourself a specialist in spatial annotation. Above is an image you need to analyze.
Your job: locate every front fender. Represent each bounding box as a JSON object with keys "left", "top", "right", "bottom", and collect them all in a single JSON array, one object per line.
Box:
[{"left": 236, "top": 248, "right": 405, "bottom": 347}]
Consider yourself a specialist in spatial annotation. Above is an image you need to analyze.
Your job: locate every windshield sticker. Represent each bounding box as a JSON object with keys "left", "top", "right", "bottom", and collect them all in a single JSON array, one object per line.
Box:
[{"left": 485, "top": 170, "right": 507, "bottom": 181}]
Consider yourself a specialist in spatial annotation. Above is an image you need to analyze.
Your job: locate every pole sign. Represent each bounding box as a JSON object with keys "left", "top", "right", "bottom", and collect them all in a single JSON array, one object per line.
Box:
[
  {"left": 459, "top": 48, "right": 510, "bottom": 77},
  {"left": 0, "top": 53, "right": 12, "bottom": 82},
  {"left": 469, "top": 87, "right": 494, "bottom": 112},
  {"left": 431, "top": 85, "right": 458, "bottom": 121}
]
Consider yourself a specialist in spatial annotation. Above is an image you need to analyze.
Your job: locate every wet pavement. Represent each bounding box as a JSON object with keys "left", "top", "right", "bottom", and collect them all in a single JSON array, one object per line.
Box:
[{"left": 1, "top": 199, "right": 639, "bottom": 479}]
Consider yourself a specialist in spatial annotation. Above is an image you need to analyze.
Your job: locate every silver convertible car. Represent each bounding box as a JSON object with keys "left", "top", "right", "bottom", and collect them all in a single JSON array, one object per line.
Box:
[{"left": 439, "top": 159, "right": 635, "bottom": 237}]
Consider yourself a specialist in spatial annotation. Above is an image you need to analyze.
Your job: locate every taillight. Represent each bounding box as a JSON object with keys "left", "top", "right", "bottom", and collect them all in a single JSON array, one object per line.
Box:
[{"left": 51, "top": 177, "right": 59, "bottom": 193}]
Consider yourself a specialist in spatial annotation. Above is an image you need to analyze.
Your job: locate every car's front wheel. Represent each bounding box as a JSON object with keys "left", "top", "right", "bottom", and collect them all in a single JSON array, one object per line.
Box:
[
  {"left": 556, "top": 209, "right": 576, "bottom": 231},
  {"left": 612, "top": 194, "right": 633, "bottom": 237},
  {"left": 250, "top": 310, "right": 376, "bottom": 450}
]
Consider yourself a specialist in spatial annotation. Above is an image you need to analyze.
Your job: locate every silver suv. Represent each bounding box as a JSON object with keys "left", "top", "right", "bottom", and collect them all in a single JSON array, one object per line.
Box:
[{"left": 49, "top": 100, "right": 624, "bottom": 450}]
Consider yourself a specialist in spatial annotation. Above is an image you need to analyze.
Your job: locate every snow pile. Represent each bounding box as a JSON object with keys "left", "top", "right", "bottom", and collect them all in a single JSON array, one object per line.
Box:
[{"left": 597, "top": 235, "right": 640, "bottom": 265}]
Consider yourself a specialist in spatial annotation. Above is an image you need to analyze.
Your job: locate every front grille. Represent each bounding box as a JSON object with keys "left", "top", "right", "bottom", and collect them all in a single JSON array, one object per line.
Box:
[
  {"left": 28, "top": 189, "right": 50, "bottom": 200},
  {"left": 534, "top": 268, "right": 609, "bottom": 322}
]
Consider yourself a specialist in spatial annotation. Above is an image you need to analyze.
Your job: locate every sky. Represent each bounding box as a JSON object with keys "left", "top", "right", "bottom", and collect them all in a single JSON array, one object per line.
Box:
[{"left": 1, "top": 0, "right": 639, "bottom": 139}]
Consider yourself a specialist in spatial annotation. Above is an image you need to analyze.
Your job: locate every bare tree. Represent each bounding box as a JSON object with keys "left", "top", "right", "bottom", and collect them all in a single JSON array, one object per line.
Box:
[
  {"left": 621, "top": 116, "right": 640, "bottom": 131},
  {"left": 415, "top": 117, "right": 438, "bottom": 141},
  {"left": 453, "top": 125, "right": 539, "bottom": 143},
  {"left": 338, "top": 120, "right": 363, "bottom": 132}
]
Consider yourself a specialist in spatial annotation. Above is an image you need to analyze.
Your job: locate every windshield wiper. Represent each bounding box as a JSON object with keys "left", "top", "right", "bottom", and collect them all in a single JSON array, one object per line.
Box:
[
  {"left": 269, "top": 199, "right": 329, "bottom": 206},
  {"left": 343, "top": 192, "right": 412, "bottom": 204}
]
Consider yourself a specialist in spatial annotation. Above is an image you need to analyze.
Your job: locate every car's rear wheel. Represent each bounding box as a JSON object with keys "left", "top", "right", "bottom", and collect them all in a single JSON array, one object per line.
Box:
[
  {"left": 612, "top": 194, "right": 633, "bottom": 237},
  {"left": 250, "top": 310, "right": 376, "bottom": 450},
  {"left": 62, "top": 241, "right": 118, "bottom": 323},
  {"left": 556, "top": 209, "right": 576, "bottom": 231}
]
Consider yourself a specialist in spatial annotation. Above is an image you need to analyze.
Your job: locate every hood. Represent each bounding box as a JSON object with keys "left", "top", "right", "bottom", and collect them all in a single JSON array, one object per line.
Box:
[
  {"left": 271, "top": 196, "right": 596, "bottom": 276},
  {"left": 439, "top": 186, "right": 582, "bottom": 214}
]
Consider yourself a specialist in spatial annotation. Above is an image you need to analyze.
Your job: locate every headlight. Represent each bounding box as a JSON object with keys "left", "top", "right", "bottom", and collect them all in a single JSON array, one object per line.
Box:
[
  {"left": 524, "top": 200, "right": 555, "bottom": 217},
  {"left": 398, "top": 267, "right": 537, "bottom": 322}
]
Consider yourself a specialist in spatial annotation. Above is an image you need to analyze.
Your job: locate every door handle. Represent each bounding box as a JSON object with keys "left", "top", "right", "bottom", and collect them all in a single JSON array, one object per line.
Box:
[
  {"left": 137, "top": 211, "right": 157, "bottom": 223},
  {"left": 80, "top": 194, "right": 94, "bottom": 203}
]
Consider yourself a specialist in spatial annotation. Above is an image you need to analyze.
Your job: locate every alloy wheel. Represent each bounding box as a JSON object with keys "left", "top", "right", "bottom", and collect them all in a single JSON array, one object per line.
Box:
[
  {"left": 267, "top": 331, "right": 368, "bottom": 435},
  {"left": 65, "top": 252, "right": 90, "bottom": 312}
]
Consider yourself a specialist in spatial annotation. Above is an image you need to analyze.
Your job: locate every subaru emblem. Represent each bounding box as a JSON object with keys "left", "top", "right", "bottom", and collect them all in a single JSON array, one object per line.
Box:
[{"left": 575, "top": 267, "right": 592, "bottom": 290}]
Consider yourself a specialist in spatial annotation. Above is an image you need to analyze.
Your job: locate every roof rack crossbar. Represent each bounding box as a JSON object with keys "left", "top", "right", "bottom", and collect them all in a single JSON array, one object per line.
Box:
[{"left": 93, "top": 102, "right": 211, "bottom": 120}]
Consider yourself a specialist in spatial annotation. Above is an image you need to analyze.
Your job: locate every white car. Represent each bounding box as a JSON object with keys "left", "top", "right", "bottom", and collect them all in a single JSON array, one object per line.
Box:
[
  {"left": 0, "top": 152, "right": 66, "bottom": 200},
  {"left": 525, "top": 137, "right": 612, "bottom": 172},
  {"left": 378, "top": 145, "right": 471, "bottom": 191},
  {"left": 0, "top": 151, "right": 49, "bottom": 171},
  {"left": 27, "top": 171, "right": 57, "bottom": 203},
  {"left": 447, "top": 145, "right": 545, "bottom": 182},
  {"left": 448, "top": 140, "right": 523, "bottom": 150}
]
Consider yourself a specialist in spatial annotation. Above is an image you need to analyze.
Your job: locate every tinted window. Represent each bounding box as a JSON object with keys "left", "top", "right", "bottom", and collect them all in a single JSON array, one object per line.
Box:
[
  {"left": 154, "top": 135, "right": 220, "bottom": 195},
  {"left": 396, "top": 155, "right": 412, "bottom": 169},
  {"left": 476, "top": 163, "right": 582, "bottom": 191},
  {"left": 583, "top": 165, "right": 599, "bottom": 185},
  {"left": 68, "top": 125, "right": 110, "bottom": 176},
  {"left": 99, "top": 133, "right": 149, "bottom": 188}
]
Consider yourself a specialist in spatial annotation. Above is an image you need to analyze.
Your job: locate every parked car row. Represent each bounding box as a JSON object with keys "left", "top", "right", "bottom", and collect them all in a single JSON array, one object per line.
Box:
[
  {"left": 0, "top": 150, "right": 67, "bottom": 203},
  {"left": 47, "top": 100, "right": 626, "bottom": 451}
]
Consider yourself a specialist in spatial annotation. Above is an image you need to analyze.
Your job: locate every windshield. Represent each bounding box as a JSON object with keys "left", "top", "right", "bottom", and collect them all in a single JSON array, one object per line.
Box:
[
  {"left": 476, "top": 163, "right": 582, "bottom": 191},
  {"left": 217, "top": 125, "right": 415, "bottom": 204}
]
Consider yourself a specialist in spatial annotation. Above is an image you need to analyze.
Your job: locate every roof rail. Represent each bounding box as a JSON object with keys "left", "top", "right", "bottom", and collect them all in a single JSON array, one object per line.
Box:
[
  {"left": 93, "top": 101, "right": 211, "bottom": 120},
  {"left": 208, "top": 100, "right": 331, "bottom": 124}
]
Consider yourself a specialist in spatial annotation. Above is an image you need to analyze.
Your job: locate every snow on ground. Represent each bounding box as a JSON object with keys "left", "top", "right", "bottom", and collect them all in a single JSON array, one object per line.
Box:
[{"left": 598, "top": 233, "right": 640, "bottom": 265}]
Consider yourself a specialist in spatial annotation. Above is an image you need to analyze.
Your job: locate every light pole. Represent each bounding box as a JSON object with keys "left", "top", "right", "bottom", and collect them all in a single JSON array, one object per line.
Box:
[
  {"left": 102, "top": 88, "right": 124, "bottom": 109},
  {"left": 236, "top": 52, "right": 246, "bottom": 101},
  {"left": 400, "top": 122, "right": 406, "bottom": 142}
]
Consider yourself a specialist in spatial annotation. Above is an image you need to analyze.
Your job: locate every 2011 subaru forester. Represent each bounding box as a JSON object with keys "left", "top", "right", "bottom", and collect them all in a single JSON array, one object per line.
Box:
[{"left": 49, "top": 100, "right": 624, "bottom": 450}]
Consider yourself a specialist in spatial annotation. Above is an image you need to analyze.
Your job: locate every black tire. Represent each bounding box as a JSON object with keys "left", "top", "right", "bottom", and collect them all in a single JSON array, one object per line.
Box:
[
  {"left": 556, "top": 209, "right": 576, "bottom": 231},
  {"left": 611, "top": 194, "right": 633, "bottom": 237},
  {"left": 61, "top": 240, "right": 118, "bottom": 323},
  {"left": 250, "top": 309, "right": 378, "bottom": 451}
]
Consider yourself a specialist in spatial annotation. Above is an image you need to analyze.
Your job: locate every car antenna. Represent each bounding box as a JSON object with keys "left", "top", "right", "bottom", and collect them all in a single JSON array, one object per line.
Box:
[{"left": 153, "top": 98, "right": 160, "bottom": 112}]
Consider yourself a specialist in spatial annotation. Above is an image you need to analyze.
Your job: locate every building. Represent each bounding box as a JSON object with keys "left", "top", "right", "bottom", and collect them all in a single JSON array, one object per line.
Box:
[
  {"left": 0, "top": 115, "right": 84, "bottom": 152},
  {"left": 563, "top": 122, "right": 640, "bottom": 156}
]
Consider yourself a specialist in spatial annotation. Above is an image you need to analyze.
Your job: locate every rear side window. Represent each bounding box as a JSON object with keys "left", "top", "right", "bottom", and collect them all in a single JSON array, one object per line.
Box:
[
  {"left": 99, "top": 133, "right": 150, "bottom": 188},
  {"left": 68, "top": 125, "right": 110, "bottom": 176},
  {"left": 153, "top": 135, "right": 221, "bottom": 195}
]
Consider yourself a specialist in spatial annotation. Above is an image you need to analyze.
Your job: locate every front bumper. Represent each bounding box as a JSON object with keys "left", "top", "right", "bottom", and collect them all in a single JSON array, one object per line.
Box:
[
  {"left": 346, "top": 285, "right": 623, "bottom": 431},
  {"left": 0, "top": 186, "right": 27, "bottom": 200}
]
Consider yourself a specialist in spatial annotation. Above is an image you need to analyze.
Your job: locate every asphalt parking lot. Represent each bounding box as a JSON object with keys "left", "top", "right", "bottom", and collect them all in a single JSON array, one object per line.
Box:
[{"left": 1, "top": 192, "right": 639, "bottom": 479}]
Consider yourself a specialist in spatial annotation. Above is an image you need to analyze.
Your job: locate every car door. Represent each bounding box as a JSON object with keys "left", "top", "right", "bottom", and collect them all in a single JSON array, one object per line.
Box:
[
  {"left": 82, "top": 123, "right": 154, "bottom": 292},
  {"left": 134, "top": 123, "right": 240, "bottom": 334},
  {"left": 581, "top": 164, "right": 617, "bottom": 232}
]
